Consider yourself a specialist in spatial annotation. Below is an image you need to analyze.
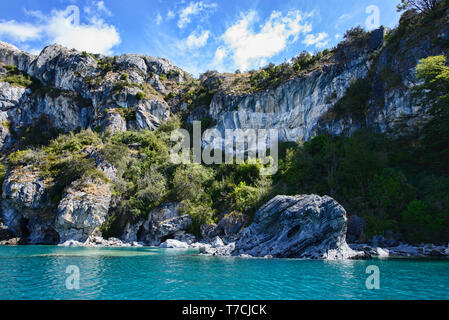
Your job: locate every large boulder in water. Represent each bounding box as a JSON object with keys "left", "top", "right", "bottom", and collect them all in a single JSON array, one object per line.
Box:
[{"left": 233, "top": 195, "right": 363, "bottom": 260}]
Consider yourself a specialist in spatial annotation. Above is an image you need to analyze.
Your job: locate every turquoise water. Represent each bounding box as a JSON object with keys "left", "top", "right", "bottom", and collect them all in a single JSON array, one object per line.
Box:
[{"left": 0, "top": 246, "right": 448, "bottom": 300}]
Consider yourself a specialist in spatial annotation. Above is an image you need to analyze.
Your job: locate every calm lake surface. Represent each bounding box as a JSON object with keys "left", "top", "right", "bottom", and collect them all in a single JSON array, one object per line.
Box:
[{"left": 0, "top": 246, "right": 448, "bottom": 300}]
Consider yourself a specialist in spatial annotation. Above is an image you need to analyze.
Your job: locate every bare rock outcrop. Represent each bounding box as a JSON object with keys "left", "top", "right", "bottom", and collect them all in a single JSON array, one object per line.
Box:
[
  {"left": 55, "top": 178, "right": 112, "bottom": 243},
  {"left": 121, "top": 202, "right": 193, "bottom": 246},
  {"left": 233, "top": 195, "right": 363, "bottom": 260}
]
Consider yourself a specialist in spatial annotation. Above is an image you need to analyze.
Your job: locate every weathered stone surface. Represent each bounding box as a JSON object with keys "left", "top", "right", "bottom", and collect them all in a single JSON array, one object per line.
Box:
[
  {"left": 148, "top": 75, "right": 167, "bottom": 95},
  {"left": 207, "top": 53, "right": 370, "bottom": 148},
  {"left": 199, "top": 239, "right": 236, "bottom": 256},
  {"left": 153, "top": 215, "right": 193, "bottom": 242},
  {"left": 58, "top": 236, "right": 142, "bottom": 247},
  {"left": 0, "top": 42, "right": 183, "bottom": 155},
  {"left": 160, "top": 239, "right": 189, "bottom": 249},
  {"left": 0, "top": 41, "right": 35, "bottom": 72},
  {"left": 217, "top": 212, "right": 247, "bottom": 237},
  {"left": 233, "top": 195, "right": 362, "bottom": 260},
  {"left": 349, "top": 243, "right": 449, "bottom": 258},
  {"left": 1, "top": 166, "right": 52, "bottom": 242},
  {"left": 121, "top": 202, "right": 192, "bottom": 246},
  {"left": 200, "top": 223, "right": 219, "bottom": 239},
  {"left": 55, "top": 178, "right": 112, "bottom": 243},
  {"left": 102, "top": 109, "right": 127, "bottom": 133},
  {"left": 135, "top": 100, "right": 170, "bottom": 131},
  {"left": 0, "top": 146, "right": 118, "bottom": 244},
  {"left": 0, "top": 237, "right": 22, "bottom": 245},
  {"left": 174, "top": 232, "right": 197, "bottom": 245},
  {"left": 0, "top": 82, "right": 29, "bottom": 150},
  {"left": 2, "top": 166, "right": 48, "bottom": 211}
]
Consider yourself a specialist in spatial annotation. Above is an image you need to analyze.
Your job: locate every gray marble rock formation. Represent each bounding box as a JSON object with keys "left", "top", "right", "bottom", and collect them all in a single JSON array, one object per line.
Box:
[
  {"left": 55, "top": 178, "right": 112, "bottom": 243},
  {"left": 233, "top": 195, "right": 363, "bottom": 260},
  {"left": 121, "top": 202, "right": 193, "bottom": 246}
]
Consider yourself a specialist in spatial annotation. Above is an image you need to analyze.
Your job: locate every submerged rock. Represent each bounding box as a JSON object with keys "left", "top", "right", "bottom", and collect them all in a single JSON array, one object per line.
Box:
[{"left": 233, "top": 195, "right": 363, "bottom": 260}]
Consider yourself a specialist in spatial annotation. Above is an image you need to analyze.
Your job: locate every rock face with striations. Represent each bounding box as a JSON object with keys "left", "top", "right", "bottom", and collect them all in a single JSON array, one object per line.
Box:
[
  {"left": 1, "top": 165, "right": 58, "bottom": 244},
  {"left": 206, "top": 29, "right": 385, "bottom": 147},
  {"left": 55, "top": 178, "right": 112, "bottom": 243},
  {"left": 0, "top": 147, "right": 117, "bottom": 244},
  {"left": 120, "top": 202, "right": 193, "bottom": 246},
  {"left": 233, "top": 195, "right": 362, "bottom": 260},
  {"left": 0, "top": 42, "right": 187, "bottom": 150}
]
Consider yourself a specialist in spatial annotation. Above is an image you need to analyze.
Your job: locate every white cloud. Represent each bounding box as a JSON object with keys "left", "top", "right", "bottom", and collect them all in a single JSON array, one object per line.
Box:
[
  {"left": 218, "top": 10, "right": 312, "bottom": 71},
  {"left": 181, "top": 30, "right": 210, "bottom": 49},
  {"left": 48, "top": 14, "right": 121, "bottom": 54},
  {"left": 177, "top": 1, "right": 217, "bottom": 29},
  {"left": 84, "top": 1, "right": 112, "bottom": 17},
  {"left": 167, "top": 10, "right": 175, "bottom": 20},
  {"left": 214, "top": 46, "right": 227, "bottom": 63},
  {"left": 156, "top": 13, "right": 163, "bottom": 25},
  {"left": 0, "top": 5, "right": 120, "bottom": 55},
  {"left": 302, "top": 32, "right": 330, "bottom": 48},
  {"left": 0, "top": 20, "right": 42, "bottom": 42},
  {"left": 96, "top": 1, "right": 112, "bottom": 17}
]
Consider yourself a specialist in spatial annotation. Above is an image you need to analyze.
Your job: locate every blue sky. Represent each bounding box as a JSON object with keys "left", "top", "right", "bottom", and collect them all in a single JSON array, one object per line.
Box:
[{"left": 0, "top": 0, "right": 401, "bottom": 76}]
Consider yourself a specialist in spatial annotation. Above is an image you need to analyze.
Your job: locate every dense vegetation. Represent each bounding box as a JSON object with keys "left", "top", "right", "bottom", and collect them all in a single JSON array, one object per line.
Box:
[{"left": 0, "top": 65, "right": 41, "bottom": 90}]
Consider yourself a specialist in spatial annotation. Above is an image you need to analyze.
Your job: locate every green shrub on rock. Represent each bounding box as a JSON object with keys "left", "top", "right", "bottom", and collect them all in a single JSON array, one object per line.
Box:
[
  {"left": 229, "top": 182, "right": 263, "bottom": 216},
  {"left": 136, "top": 91, "right": 146, "bottom": 101},
  {"left": 180, "top": 200, "right": 215, "bottom": 236},
  {"left": 0, "top": 164, "right": 6, "bottom": 196},
  {"left": 173, "top": 164, "right": 214, "bottom": 202}
]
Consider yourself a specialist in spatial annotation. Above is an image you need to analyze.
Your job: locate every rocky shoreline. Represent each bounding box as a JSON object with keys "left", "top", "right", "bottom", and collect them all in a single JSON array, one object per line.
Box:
[
  {"left": 3, "top": 236, "right": 448, "bottom": 259},
  {"left": 28, "top": 236, "right": 448, "bottom": 259},
  {"left": 2, "top": 194, "right": 448, "bottom": 260}
]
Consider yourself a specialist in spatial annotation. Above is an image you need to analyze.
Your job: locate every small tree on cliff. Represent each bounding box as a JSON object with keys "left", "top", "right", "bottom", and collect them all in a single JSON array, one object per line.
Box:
[
  {"left": 414, "top": 55, "right": 449, "bottom": 174},
  {"left": 397, "top": 0, "right": 441, "bottom": 13}
]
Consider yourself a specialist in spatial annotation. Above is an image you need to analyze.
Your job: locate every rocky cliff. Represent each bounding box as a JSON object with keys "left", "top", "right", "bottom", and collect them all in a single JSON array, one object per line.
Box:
[
  {"left": 205, "top": 19, "right": 449, "bottom": 144},
  {"left": 2, "top": 14, "right": 448, "bottom": 151},
  {"left": 0, "top": 41, "right": 188, "bottom": 152},
  {"left": 0, "top": 6, "right": 448, "bottom": 249}
]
